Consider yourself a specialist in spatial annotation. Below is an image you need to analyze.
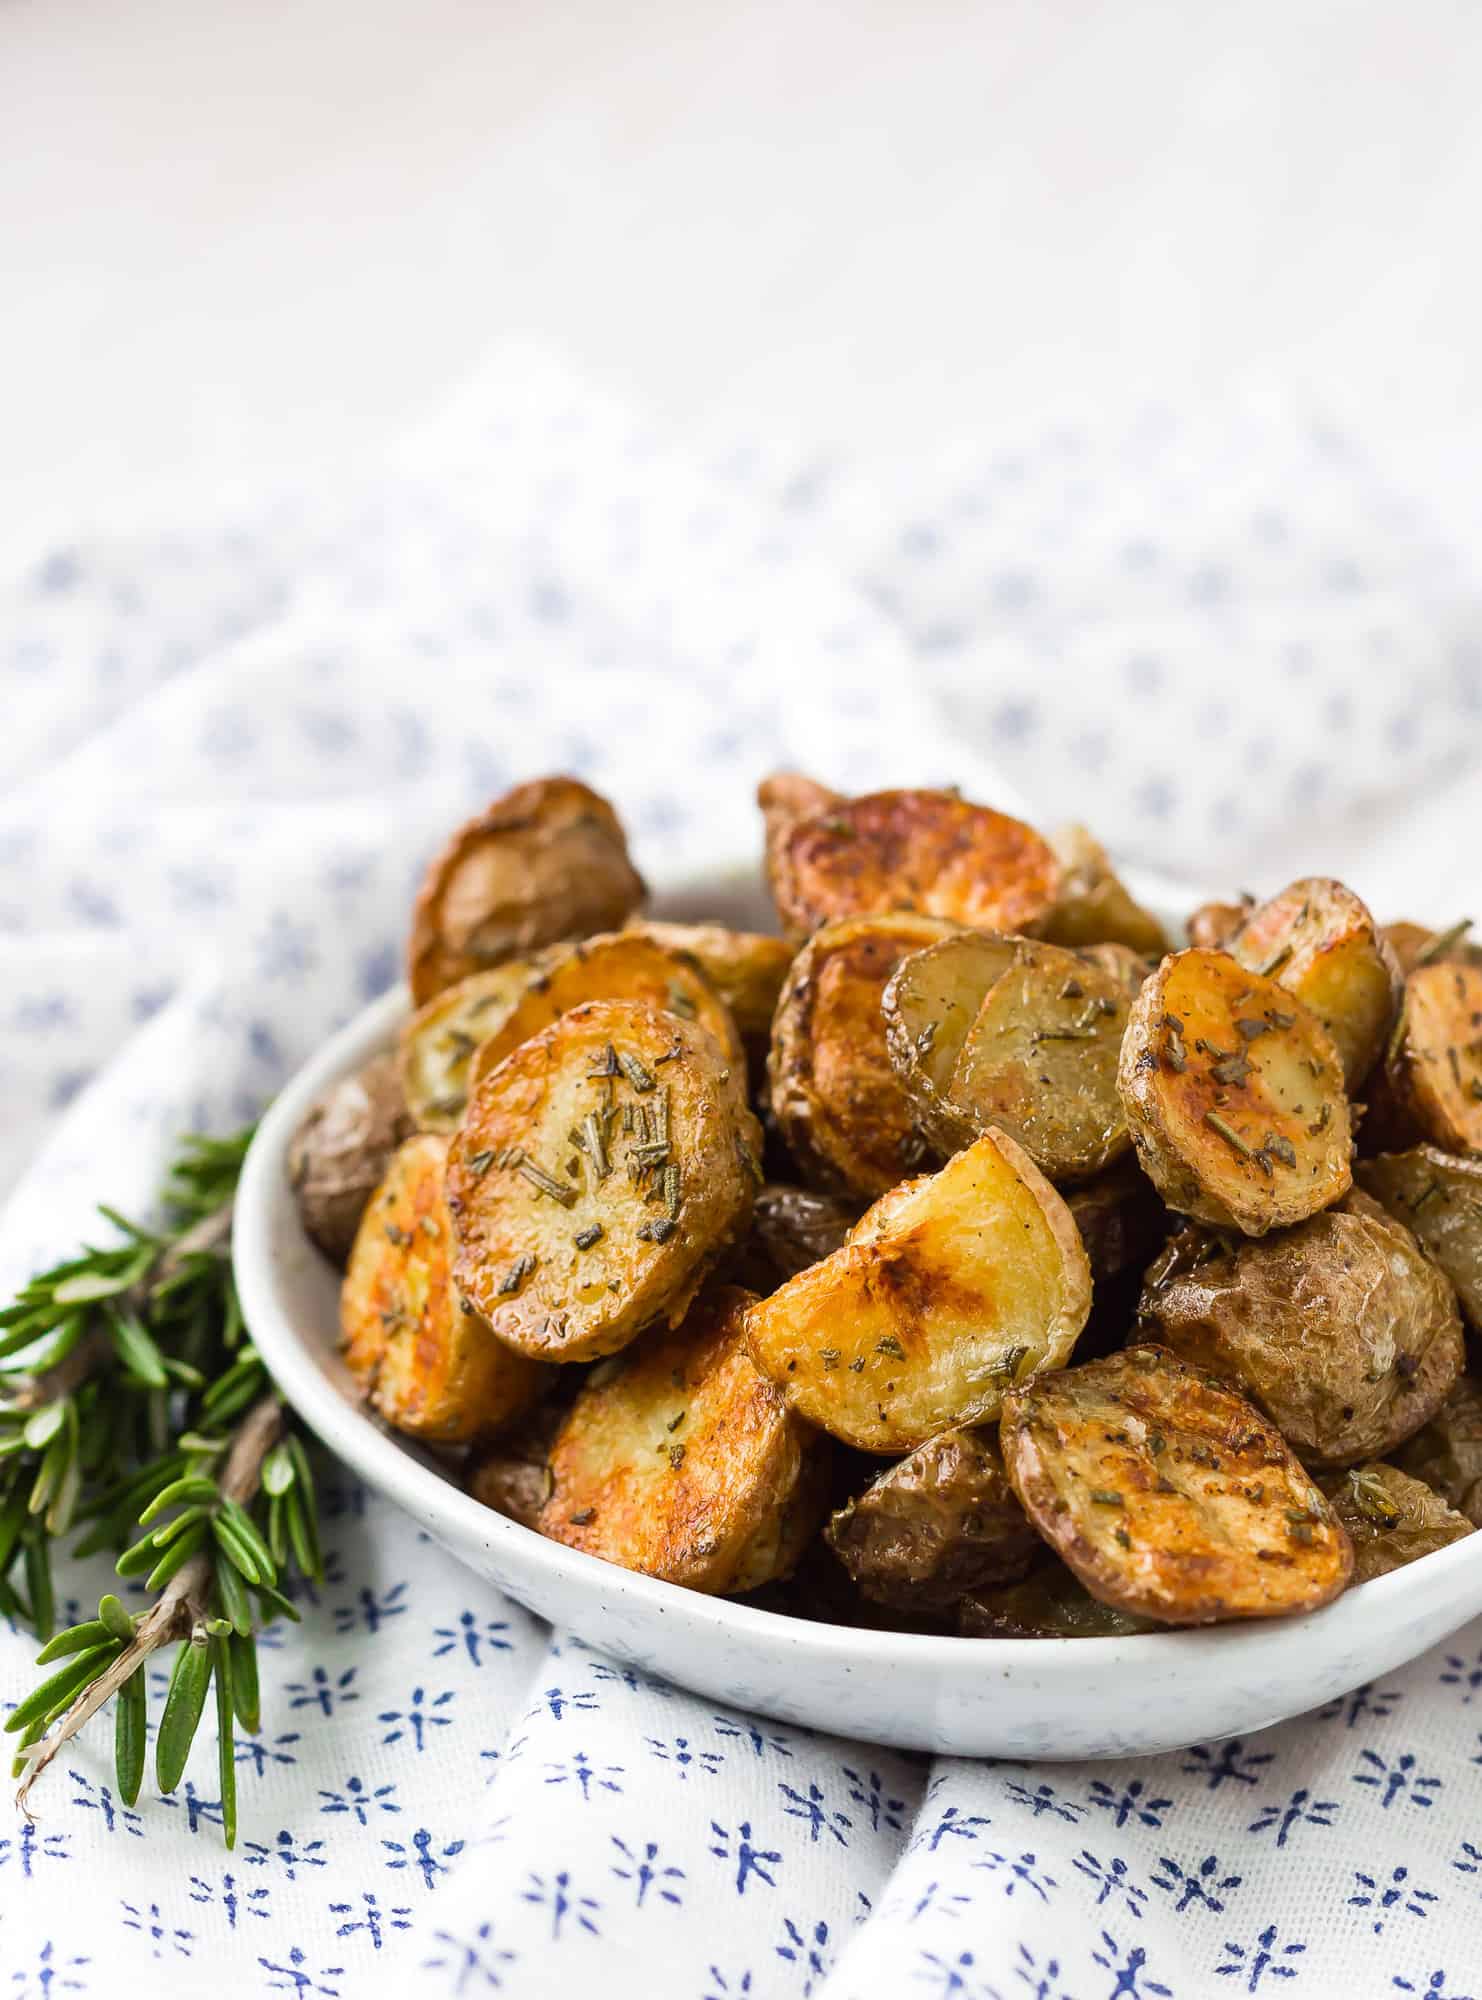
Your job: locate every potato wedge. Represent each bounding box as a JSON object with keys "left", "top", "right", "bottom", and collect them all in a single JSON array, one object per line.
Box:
[
  {"left": 446, "top": 999, "right": 762, "bottom": 1362},
  {"left": 959, "top": 1555, "right": 1156, "bottom": 1638},
  {"left": 766, "top": 787, "right": 1060, "bottom": 942},
  {"left": 1317, "top": 1462, "right": 1473, "bottom": 1583},
  {"left": 407, "top": 776, "right": 645, "bottom": 1006},
  {"left": 1042, "top": 823, "right": 1168, "bottom": 957},
  {"left": 625, "top": 920, "right": 794, "bottom": 1048},
  {"left": 748, "top": 1184, "right": 861, "bottom": 1284},
  {"left": 289, "top": 1051, "right": 415, "bottom": 1266},
  {"left": 1065, "top": 1158, "right": 1169, "bottom": 1285},
  {"left": 1136, "top": 1192, "right": 1464, "bottom": 1467},
  {"left": 743, "top": 1128, "right": 1092, "bottom": 1452},
  {"left": 465, "top": 931, "right": 744, "bottom": 1099},
  {"left": 1382, "top": 919, "right": 1482, "bottom": 978},
  {"left": 1117, "top": 948, "right": 1352, "bottom": 1235},
  {"left": 1185, "top": 896, "right": 1254, "bottom": 953},
  {"left": 340, "top": 1134, "right": 549, "bottom": 1443},
  {"left": 1383, "top": 961, "right": 1482, "bottom": 1155},
  {"left": 1228, "top": 877, "right": 1398, "bottom": 1089},
  {"left": 1000, "top": 1344, "right": 1354, "bottom": 1624},
  {"left": 1357, "top": 1146, "right": 1482, "bottom": 1332},
  {"left": 886, "top": 933, "right": 1133, "bottom": 1182},
  {"left": 538, "top": 1286, "right": 827, "bottom": 1592},
  {"left": 398, "top": 958, "right": 561, "bottom": 1133},
  {"left": 1394, "top": 1377, "right": 1482, "bottom": 1526},
  {"left": 768, "top": 913, "right": 961, "bottom": 1198},
  {"left": 824, "top": 1427, "right": 1038, "bottom": 1610}
]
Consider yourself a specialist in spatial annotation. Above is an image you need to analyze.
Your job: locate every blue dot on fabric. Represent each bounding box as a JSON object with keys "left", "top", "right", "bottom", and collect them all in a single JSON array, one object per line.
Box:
[{"left": 991, "top": 570, "right": 1037, "bottom": 612}]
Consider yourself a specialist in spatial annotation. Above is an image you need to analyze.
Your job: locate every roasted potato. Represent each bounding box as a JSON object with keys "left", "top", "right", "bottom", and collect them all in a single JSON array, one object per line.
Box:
[
  {"left": 1186, "top": 896, "right": 1255, "bottom": 953},
  {"left": 1117, "top": 948, "right": 1352, "bottom": 1235},
  {"left": 465, "top": 930, "right": 744, "bottom": 1098},
  {"left": 1042, "top": 823, "right": 1168, "bottom": 957},
  {"left": 538, "top": 1286, "right": 827, "bottom": 1592},
  {"left": 959, "top": 1554, "right": 1156, "bottom": 1638},
  {"left": 1317, "top": 1461, "right": 1473, "bottom": 1582},
  {"left": 824, "top": 1427, "right": 1038, "bottom": 1610},
  {"left": 765, "top": 786, "right": 1061, "bottom": 943},
  {"left": 289, "top": 1051, "right": 415, "bottom": 1266},
  {"left": 1065, "top": 1158, "right": 1169, "bottom": 1285},
  {"left": 768, "top": 913, "right": 960, "bottom": 1198},
  {"left": 1382, "top": 919, "right": 1482, "bottom": 978},
  {"left": 398, "top": 958, "right": 560, "bottom": 1133},
  {"left": 1393, "top": 1376, "right": 1482, "bottom": 1525},
  {"left": 747, "top": 1184, "right": 861, "bottom": 1284},
  {"left": 446, "top": 999, "right": 762, "bottom": 1363},
  {"left": 465, "top": 1397, "right": 569, "bottom": 1530},
  {"left": 624, "top": 920, "right": 794, "bottom": 1050},
  {"left": 1078, "top": 941, "right": 1154, "bottom": 999},
  {"left": 743, "top": 1128, "right": 1092, "bottom": 1452},
  {"left": 1136, "top": 1193, "right": 1464, "bottom": 1467},
  {"left": 407, "top": 776, "right": 645, "bottom": 1006},
  {"left": 1000, "top": 1344, "right": 1354, "bottom": 1624},
  {"left": 1227, "top": 877, "right": 1398, "bottom": 1090},
  {"left": 1357, "top": 1146, "right": 1482, "bottom": 1332},
  {"left": 340, "top": 1134, "right": 549, "bottom": 1443},
  {"left": 1380, "top": 961, "right": 1482, "bottom": 1155},
  {"left": 884, "top": 931, "right": 1133, "bottom": 1181},
  {"left": 758, "top": 771, "right": 844, "bottom": 884}
]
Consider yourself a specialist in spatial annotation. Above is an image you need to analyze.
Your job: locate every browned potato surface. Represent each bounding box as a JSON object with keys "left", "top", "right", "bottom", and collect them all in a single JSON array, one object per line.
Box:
[
  {"left": 1384, "top": 961, "right": 1482, "bottom": 1155},
  {"left": 1382, "top": 919, "right": 1482, "bottom": 978},
  {"left": 407, "top": 776, "right": 645, "bottom": 1005},
  {"left": 743, "top": 1128, "right": 1092, "bottom": 1451},
  {"left": 1317, "top": 1461, "right": 1473, "bottom": 1582},
  {"left": 766, "top": 787, "right": 1061, "bottom": 942},
  {"left": 1136, "top": 1193, "right": 1464, "bottom": 1467},
  {"left": 1065, "top": 1158, "right": 1169, "bottom": 1284},
  {"left": 539, "top": 1286, "right": 826, "bottom": 1592},
  {"left": 1186, "top": 897, "right": 1254, "bottom": 952},
  {"left": 886, "top": 932, "right": 1133, "bottom": 1181},
  {"left": 341, "top": 1134, "right": 549, "bottom": 1442},
  {"left": 290, "top": 1051, "right": 415, "bottom": 1266},
  {"left": 625, "top": 920, "right": 794, "bottom": 1048},
  {"left": 1000, "top": 1345, "right": 1355, "bottom": 1624},
  {"left": 398, "top": 959, "right": 559, "bottom": 1133},
  {"left": 1357, "top": 1146, "right": 1482, "bottom": 1331},
  {"left": 825, "top": 1427, "right": 1038, "bottom": 1610},
  {"left": 1042, "top": 823, "right": 1168, "bottom": 957},
  {"left": 1394, "top": 1377, "right": 1482, "bottom": 1525},
  {"left": 1228, "top": 877, "right": 1398, "bottom": 1089},
  {"left": 768, "top": 913, "right": 959, "bottom": 1197},
  {"left": 447, "top": 1000, "right": 761, "bottom": 1362},
  {"left": 758, "top": 771, "right": 843, "bottom": 883},
  {"left": 748, "top": 1184, "right": 861, "bottom": 1283},
  {"left": 1117, "top": 948, "right": 1352, "bottom": 1235},
  {"left": 959, "top": 1555, "right": 1157, "bottom": 1637}
]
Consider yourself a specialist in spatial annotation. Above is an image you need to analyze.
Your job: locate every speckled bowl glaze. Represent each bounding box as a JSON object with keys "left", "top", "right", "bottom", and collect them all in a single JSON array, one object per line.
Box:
[{"left": 233, "top": 867, "right": 1482, "bottom": 1759}]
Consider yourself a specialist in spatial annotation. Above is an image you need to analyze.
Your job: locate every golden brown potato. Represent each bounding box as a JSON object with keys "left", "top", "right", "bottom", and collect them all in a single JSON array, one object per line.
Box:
[
  {"left": 1042, "top": 823, "right": 1169, "bottom": 957},
  {"left": 747, "top": 1184, "right": 861, "bottom": 1284},
  {"left": 1382, "top": 919, "right": 1482, "bottom": 978},
  {"left": 768, "top": 913, "right": 960, "bottom": 1198},
  {"left": 959, "top": 1555, "right": 1157, "bottom": 1638},
  {"left": 1357, "top": 1146, "right": 1482, "bottom": 1332},
  {"left": 289, "top": 1052, "right": 415, "bottom": 1266},
  {"left": 1136, "top": 1193, "right": 1465, "bottom": 1467},
  {"left": 340, "top": 1134, "right": 549, "bottom": 1443},
  {"left": 446, "top": 1000, "right": 762, "bottom": 1363},
  {"left": 1227, "top": 878, "right": 1398, "bottom": 1090},
  {"left": 1317, "top": 1461, "right": 1473, "bottom": 1582},
  {"left": 1382, "top": 961, "right": 1482, "bottom": 1155},
  {"left": 758, "top": 771, "right": 844, "bottom": 884},
  {"left": 766, "top": 786, "right": 1061, "bottom": 942},
  {"left": 538, "top": 1286, "right": 827, "bottom": 1593},
  {"left": 824, "top": 1427, "right": 1038, "bottom": 1610},
  {"left": 624, "top": 920, "right": 794, "bottom": 1049},
  {"left": 743, "top": 1128, "right": 1092, "bottom": 1452},
  {"left": 1117, "top": 948, "right": 1352, "bottom": 1235},
  {"left": 1001, "top": 1344, "right": 1354, "bottom": 1625},
  {"left": 1394, "top": 1377, "right": 1482, "bottom": 1525},
  {"left": 407, "top": 776, "right": 645, "bottom": 1006},
  {"left": 1186, "top": 896, "right": 1255, "bottom": 952},
  {"left": 1065, "top": 1158, "right": 1169, "bottom": 1285},
  {"left": 885, "top": 932, "right": 1133, "bottom": 1182},
  {"left": 398, "top": 959, "right": 560, "bottom": 1133},
  {"left": 464, "top": 931, "right": 744, "bottom": 1098}
]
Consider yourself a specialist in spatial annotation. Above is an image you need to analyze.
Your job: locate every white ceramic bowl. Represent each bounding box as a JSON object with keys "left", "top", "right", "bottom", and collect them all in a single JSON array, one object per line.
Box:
[{"left": 233, "top": 867, "right": 1482, "bottom": 1759}]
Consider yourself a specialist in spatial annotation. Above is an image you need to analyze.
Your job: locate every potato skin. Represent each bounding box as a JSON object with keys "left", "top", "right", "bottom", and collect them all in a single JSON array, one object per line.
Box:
[
  {"left": 768, "top": 913, "right": 960, "bottom": 1198},
  {"left": 959, "top": 1556, "right": 1157, "bottom": 1638},
  {"left": 767, "top": 787, "right": 1061, "bottom": 942},
  {"left": 1393, "top": 1377, "right": 1482, "bottom": 1526},
  {"left": 1357, "top": 1146, "right": 1482, "bottom": 1332},
  {"left": 758, "top": 771, "right": 843, "bottom": 885},
  {"left": 447, "top": 1000, "right": 762, "bottom": 1363},
  {"left": 825, "top": 1427, "right": 1038, "bottom": 1610},
  {"left": 289, "top": 1052, "right": 415, "bottom": 1266},
  {"left": 1228, "top": 877, "right": 1398, "bottom": 1090},
  {"left": 1042, "top": 823, "right": 1168, "bottom": 957},
  {"left": 538, "top": 1286, "right": 827, "bottom": 1593},
  {"left": 1317, "top": 1461, "right": 1473, "bottom": 1583},
  {"left": 1385, "top": 961, "right": 1482, "bottom": 1155},
  {"left": 1065, "top": 1158, "right": 1170, "bottom": 1286},
  {"left": 398, "top": 959, "right": 559, "bottom": 1134},
  {"left": 743, "top": 1127, "right": 1092, "bottom": 1452},
  {"left": 1382, "top": 920, "right": 1482, "bottom": 978},
  {"left": 340, "top": 1134, "right": 549, "bottom": 1443},
  {"left": 407, "top": 776, "right": 645, "bottom": 1006},
  {"left": 748, "top": 1184, "right": 861, "bottom": 1284},
  {"left": 1117, "top": 948, "right": 1352, "bottom": 1236},
  {"left": 1186, "top": 897, "right": 1255, "bottom": 952},
  {"left": 1001, "top": 1344, "right": 1354, "bottom": 1625},
  {"left": 465, "top": 1398, "right": 568, "bottom": 1530},
  {"left": 624, "top": 920, "right": 794, "bottom": 1047}
]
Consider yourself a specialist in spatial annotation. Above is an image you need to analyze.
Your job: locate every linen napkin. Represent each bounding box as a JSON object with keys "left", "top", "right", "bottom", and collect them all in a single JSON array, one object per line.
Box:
[{"left": 3, "top": 346, "right": 1482, "bottom": 2000}]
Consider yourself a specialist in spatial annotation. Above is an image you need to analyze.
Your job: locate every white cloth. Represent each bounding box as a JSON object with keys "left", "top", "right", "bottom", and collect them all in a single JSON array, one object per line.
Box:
[{"left": 4, "top": 348, "right": 1482, "bottom": 2000}]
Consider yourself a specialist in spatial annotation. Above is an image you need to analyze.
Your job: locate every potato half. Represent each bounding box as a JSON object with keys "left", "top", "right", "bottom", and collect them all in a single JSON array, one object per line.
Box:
[
  {"left": 1185, "top": 897, "right": 1255, "bottom": 953},
  {"left": 624, "top": 920, "right": 794, "bottom": 1049},
  {"left": 446, "top": 1000, "right": 762, "bottom": 1362},
  {"left": 743, "top": 1128, "right": 1092, "bottom": 1452},
  {"left": 1042, "top": 823, "right": 1168, "bottom": 957},
  {"left": 959, "top": 1555, "right": 1156, "bottom": 1638},
  {"left": 1117, "top": 948, "right": 1352, "bottom": 1235},
  {"left": 1000, "top": 1344, "right": 1354, "bottom": 1625},
  {"left": 747, "top": 1184, "right": 861, "bottom": 1285},
  {"left": 340, "top": 1134, "right": 549, "bottom": 1443},
  {"left": 758, "top": 770, "right": 844, "bottom": 884},
  {"left": 1382, "top": 919, "right": 1482, "bottom": 979},
  {"left": 768, "top": 913, "right": 960, "bottom": 1198},
  {"left": 538, "top": 1285, "right": 827, "bottom": 1593},
  {"left": 766, "top": 787, "right": 1060, "bottom": 942},
  {"left": 1136, "top": 1193, "right": 1464, "bottom": 1467},
  {"left": 407, "top": 776, "right": 645, "bottom": 1006},
  {"left": 398, "top": 959, "right": 560, "bottom": 1133},
  {"left": 1228, "top": 877, "right": 1398, "bottom": 1090},
  {"left": 1065, "top": 1158, "right": 1169, "bottom": 1285},
  {"left": 1384, "top": 961, "right": 1482, "bottom": 1155},
  {"left": 1318, "top": 1462, "right": 1473, "bottom": 1583},
  {"left": 1394, "top": 1377, "right": 1482, "bottom": 1526},
  {"left": 289, "top": 1051, "right": 414, "bottom": 1266},
  {"left": 1358, "top": 1145, "right": 1482, "bottom": 1332},
  {"left": 885, "top": 932, "right": 1133, "bottom": 1182}
]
